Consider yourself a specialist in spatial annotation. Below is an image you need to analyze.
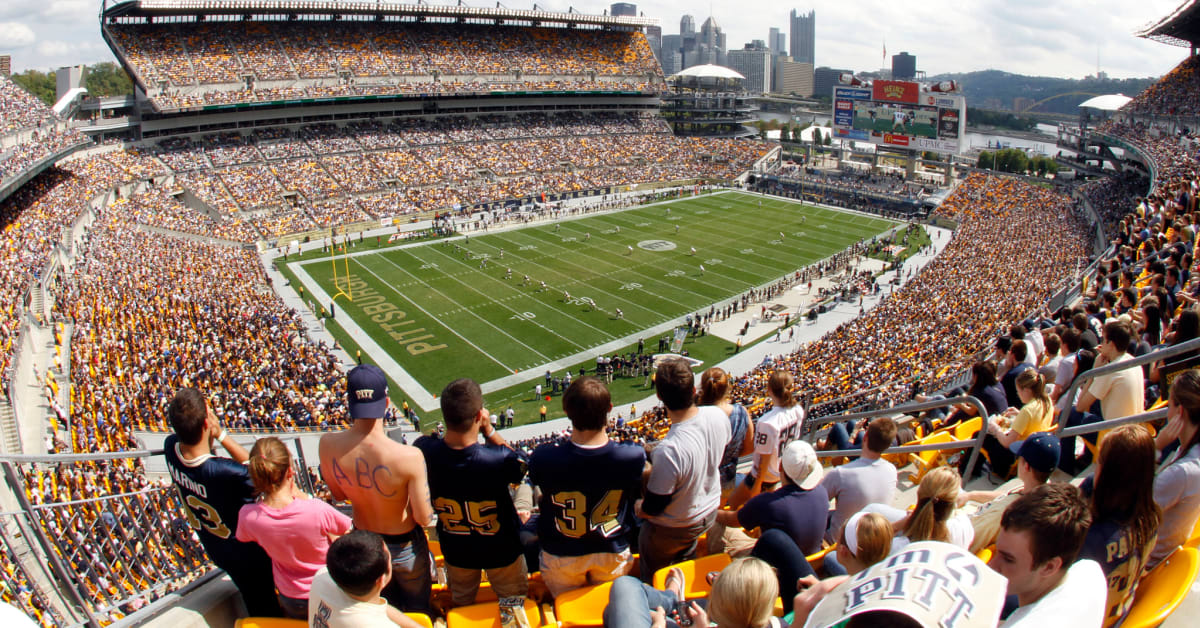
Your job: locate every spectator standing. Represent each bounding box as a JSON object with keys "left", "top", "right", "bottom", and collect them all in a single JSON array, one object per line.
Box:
[
  {"left": 163, "top": 388, "right": 282, "bottom": 617},
  {"left": 318, "top": 366, "right": 436, "bottom": 613},
  {"left": 529, "top": 377, "right": 645, "bottom": 596},
  {"left": 726, "top": 371, "right": 803, "bottom": 508},
  {"left": 637, "top": 358, "right": 731, "bottom": 580},
  {"left": 415, "top": 378, "right": 529, "bottom": 607},
  {"left": 238, "top": 437, "right": 353, "bottom": 618}
]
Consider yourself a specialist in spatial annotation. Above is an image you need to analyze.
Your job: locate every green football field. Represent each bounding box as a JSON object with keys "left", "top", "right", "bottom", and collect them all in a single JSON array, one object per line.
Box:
[{"left": 289, "top": 191, "right": 897, "bottom": 403}]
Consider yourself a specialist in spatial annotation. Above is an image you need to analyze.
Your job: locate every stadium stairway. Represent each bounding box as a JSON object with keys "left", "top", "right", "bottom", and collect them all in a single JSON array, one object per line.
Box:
[{"left": 0, "top": 400, "right": 20, "bottom": 455}]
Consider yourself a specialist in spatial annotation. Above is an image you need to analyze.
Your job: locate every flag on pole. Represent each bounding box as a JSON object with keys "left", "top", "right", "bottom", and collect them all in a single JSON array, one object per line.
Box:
[{"left": 882, "top": 40, "right": 887, "bottom": 68}]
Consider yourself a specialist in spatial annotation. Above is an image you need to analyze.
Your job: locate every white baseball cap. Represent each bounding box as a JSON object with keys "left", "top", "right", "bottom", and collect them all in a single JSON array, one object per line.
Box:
[{"left": 781, "top": 440, "right": 823, "bottom": 490}]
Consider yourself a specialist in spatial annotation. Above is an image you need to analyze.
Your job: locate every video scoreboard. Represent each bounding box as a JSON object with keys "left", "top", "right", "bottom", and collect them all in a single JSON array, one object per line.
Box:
[{"left": 832, "top": 80, "right": 966, "bottom": 154}]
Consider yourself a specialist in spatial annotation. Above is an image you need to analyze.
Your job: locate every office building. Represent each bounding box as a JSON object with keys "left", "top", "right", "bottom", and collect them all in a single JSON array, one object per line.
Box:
[
  {"left": 892, "top": 52, "right": 916, "bottom": 80},
  {"left": 727, "top": 44, "right": 772, "bottom": 94},
  {"left": 790, "top": 9, "right": 815, "bottom": 65},
  {"left": 610, "top": 3, "right": 637, "bottom": 17},
  {"left": 813, "top": 66, "right": 850, "bottom": 99},
  {"left": 773, "top": 58, "right": 814, "bottom": 96},
  {"left": 769, "top": 28, "right": 786, "bottom": 56},
  {"left": 646, "top": 25, "right": 662, "bottom": 61}
]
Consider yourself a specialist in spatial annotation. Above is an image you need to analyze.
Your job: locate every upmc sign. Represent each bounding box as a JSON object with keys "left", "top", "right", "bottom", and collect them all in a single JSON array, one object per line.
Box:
[{"left": 872, "top": 80, "right": 919, "bottom": 104}]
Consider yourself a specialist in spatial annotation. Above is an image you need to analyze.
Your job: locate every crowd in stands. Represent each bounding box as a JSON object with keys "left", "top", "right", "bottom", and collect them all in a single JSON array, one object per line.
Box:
[
  {"left": 728, "top": 174, "right": 1088, "bottom": 413},
  {"left": 107, "top": 22, "right": 661, "bottom": 110},
  {"left": 0, "top": 76, "right": 60, "bottom": 135},
  {"left": 142, "top": 113, "right": 766, "bottom": 242},
  {"left": 1124, "top": 54, "right": 1200, "bottom": 118},
  {"left": 16, "top": 460, "right": 208, "bottom": 623},
  {"left": 1076, "top": 170, "right": 1149, "bottom": 236},
  {"left": 0, "top": 76, "right": 90, "bottom": 187}
]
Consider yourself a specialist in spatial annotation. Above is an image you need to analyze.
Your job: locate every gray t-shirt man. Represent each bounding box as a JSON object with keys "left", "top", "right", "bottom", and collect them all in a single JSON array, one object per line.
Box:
[
  {"left": 644, "top": 405, "right": 731, "bottom": 527},
  {"left": 821, "top": 456, "right": 898, "bottom": 541}
]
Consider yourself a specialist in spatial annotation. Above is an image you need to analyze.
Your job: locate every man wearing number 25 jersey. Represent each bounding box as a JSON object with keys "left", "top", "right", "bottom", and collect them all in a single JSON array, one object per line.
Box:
[
  {"left": 164, "top": 388, "right": 282, "bottom": 617},
  {"left": 530, "top": 377, "right": 645, "bottom": 597},
  {"left": 414, "top": 378, "right": 529, "bottom": 607}
]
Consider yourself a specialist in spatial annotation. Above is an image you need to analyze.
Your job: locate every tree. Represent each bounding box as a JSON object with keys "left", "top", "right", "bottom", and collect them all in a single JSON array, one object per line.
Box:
[
  {"left": 977, "top": 151, "right": 995, "bottom": 170},
  {"left": 811, "top": 128, "right": 822, "bottom": 145},
  {"left": 823, "top": 134, "right": 832, "bottom": 146},
  {"left": 779, "top": 125, "right": 790, "bottom": 142},
  {"left": 10, "top": 69, "right": 55, "bottom": 105},
  {"left": 84, "top": 63, "right": 134, "bottom": 98}
]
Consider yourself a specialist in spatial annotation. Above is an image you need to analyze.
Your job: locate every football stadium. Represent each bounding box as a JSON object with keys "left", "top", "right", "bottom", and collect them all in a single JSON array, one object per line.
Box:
[{"left": 0, "top": 0, "right": 1199, "bottom": 626}]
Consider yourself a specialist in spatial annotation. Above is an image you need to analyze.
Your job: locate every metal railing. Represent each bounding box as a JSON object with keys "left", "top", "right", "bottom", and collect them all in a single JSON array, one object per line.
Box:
[
  {"left": 1051, "top": 336, "right": 1200, "bottom": 437},
  {"left": 0, "top": 433, "right": 316, "bottom": 627},
  {"left": 804, "top": 396, "right": 992, "bottom": 475}
]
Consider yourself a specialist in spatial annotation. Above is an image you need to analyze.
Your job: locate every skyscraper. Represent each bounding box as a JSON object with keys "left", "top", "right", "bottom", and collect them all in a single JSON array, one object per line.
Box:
[
  {"left": 727, "top": 45, "right": 772, "bottom": 94},
  {"left": 610, "top": 3, "right": 637, "bottom": 17},
  {"left": 789, "top": 9, "right": 815, "bottom": 65},
  {"left": 769, "top": 27, "right": 786, "bottom": 56},
  {"left": 892, "top": 52, "right": 916, "bottom": 80},
  {"left": 681, "top": 15, "right": 696, "bottom": 35}
]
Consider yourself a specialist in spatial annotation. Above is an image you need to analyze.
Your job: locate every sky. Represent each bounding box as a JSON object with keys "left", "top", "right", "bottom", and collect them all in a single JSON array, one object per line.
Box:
[{"left": 0, "top": 0, "right": 1193, "bottom": 79}]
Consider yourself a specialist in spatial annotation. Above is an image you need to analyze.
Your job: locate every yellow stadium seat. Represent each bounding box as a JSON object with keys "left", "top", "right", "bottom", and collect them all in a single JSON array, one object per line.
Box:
[
  {"left": 975, "top": 546, "right": 993, "bottom": 564},
  {"left": 554, "top": 581, "right": 612, "bottom": 628},
  {"left": 1122, "top": 546, "right": 1199, "bottom": 628},
  {"left": 806, "top": 545, "right": 834, "bottom": 572},
  {"left": 409, "top": 612, "right": 434, "bottom": 628},
  {"left": 907, "top": 432, "right": 955, "bottom": 484},
  {"left": 446, "top": 598, "right": 541, "bottom": 628},
  {"left": 651, "top": 554, "right": 731, "bottom": 599},
  {"left": 235, "top": 619, "right": 305, "bottom": 628}
]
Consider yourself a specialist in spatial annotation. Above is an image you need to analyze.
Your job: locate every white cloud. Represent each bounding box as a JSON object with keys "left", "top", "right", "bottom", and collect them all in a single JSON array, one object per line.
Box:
[{"left": 0, "top": 22, "right": 36, "bottom": 49}]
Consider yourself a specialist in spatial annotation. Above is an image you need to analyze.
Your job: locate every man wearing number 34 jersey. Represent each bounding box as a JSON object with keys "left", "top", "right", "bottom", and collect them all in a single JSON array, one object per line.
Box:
[
  {"left": 530, "top": 377, "right": 646, "bottom": 597},
  {"left": 414, "top": 378, "right": 530, "bottom": 607},
  {"left": 163, "top": 388, "right": 282, "bottom": 617}
]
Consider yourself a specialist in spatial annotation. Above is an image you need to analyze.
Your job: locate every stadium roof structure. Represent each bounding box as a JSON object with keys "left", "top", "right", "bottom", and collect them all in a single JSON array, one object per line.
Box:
[
  {"left": 101, "top": 0, "right": 659, "bottom": 28},
  {"left": 1136, "top": 0, "right": 1200, "bottom": 47},
  {"left": 669, "top": 65, "right": 745, "bottom": 80},
  {"left": 1078, "top": 94, "right": 1132, "bottom": 111}
]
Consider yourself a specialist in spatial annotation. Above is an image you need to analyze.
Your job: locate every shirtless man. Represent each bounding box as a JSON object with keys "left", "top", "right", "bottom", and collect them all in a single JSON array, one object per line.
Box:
[{"left": 319, "top": 365, "right": 435, "bottom": 614}]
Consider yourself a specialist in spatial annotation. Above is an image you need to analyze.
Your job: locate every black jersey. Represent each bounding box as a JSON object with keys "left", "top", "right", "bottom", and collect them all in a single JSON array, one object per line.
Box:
[
  {"left": 414, "top": 436, "right": 527, "bottom": 569},
  {"left": 162, "top": 434, "right": 263, "bottom": 566},
  {"left": 529, "top": 440, "right": 645, "bottom": 556}
]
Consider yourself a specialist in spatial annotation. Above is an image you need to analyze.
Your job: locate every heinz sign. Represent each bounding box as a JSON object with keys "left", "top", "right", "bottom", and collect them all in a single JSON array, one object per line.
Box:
[{"left": 872, "top": 80, "right": 919, "bottom": 104}]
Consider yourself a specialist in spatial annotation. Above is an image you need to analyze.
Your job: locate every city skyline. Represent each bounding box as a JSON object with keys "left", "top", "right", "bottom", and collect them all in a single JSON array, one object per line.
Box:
[{"left": 0, "top": 0, "right": 1189, "bottom": 79}]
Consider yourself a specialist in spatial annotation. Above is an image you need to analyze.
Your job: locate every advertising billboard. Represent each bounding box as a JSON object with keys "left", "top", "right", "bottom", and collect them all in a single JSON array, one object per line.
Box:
[{"left": 831, "top": 82, "right": 965, "bottom": 154}]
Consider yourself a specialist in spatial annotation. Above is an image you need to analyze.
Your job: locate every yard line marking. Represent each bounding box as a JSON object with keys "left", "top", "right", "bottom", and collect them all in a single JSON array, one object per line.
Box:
[
  {"left": 355, "top": 255, "right": 536, "bottom": 367},
  {"left": 417, "top": 244, "right": 614, "bottom": 345}
]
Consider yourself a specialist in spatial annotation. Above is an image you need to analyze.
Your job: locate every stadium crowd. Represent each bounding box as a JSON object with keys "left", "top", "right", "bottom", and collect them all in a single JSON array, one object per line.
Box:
[
  {"left": 141, "top": 114, "right": 768, "bottom": 241},
  {"left": 0, "top": 75, "right": 90, "bottom": 186},
  {"left": 1124, "top": 54, "right": 1200, "bottom": 118},
  {"left": 108, "top": 22, "right": 662, "bottom": 110},
  {"left": 7, "top": 42, "right": 1200, "bottom": 628}
]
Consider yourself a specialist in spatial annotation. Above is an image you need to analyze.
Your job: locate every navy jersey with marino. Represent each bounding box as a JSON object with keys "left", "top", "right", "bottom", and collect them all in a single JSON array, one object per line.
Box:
[
  {"left": 529, "top": 439, "right": 646, "bottom": 556},
  {"left": 162, "top": 433, "right": 264, "bottom": 565},
  {"left": 414, "top": 435, "right": 528, "bottom": 570}
]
